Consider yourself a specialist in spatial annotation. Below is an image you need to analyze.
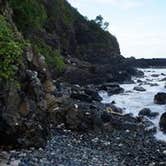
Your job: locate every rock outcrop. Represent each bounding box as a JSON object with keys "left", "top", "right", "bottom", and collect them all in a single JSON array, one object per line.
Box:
[
  {"left": 0, "top": 0, "right": 137, "bottom": 149},
  {"left": 154, "top": 93, "right": 166, "bottom": 105}
]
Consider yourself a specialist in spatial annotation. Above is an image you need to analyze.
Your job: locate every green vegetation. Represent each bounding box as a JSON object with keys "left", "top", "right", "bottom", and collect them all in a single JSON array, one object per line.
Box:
[
  {"left": 5, "top": 0, "right": 119, "bottom": 75},
  {"left": 8, "top": 0, "right": 47, "bottom": 33},
  {"left": 0, "top": 15, "right": 23, "bottom": 80},
  {"left": 34, "top": 40, "right": 65, "bottom": 73},
  {"left": 93, "top": 15, "right": 110, "bottom": 31},
  {"left": 8, "top": 0, "right": 65, "bottom": 73}
]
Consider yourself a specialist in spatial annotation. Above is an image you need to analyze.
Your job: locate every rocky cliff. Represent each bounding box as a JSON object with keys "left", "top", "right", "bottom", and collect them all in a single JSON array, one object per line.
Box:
[
  {"left": 8, "top": 0, "right": 134, "bottom": 84},
  {"left": 0, "top": 0, "right": 134, "bottom": 148}
]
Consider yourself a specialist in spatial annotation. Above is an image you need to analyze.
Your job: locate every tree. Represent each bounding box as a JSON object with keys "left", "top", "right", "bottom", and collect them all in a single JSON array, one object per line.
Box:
[
  {"left": 93, "top": 15, "right": 110, "bottom": 31},
  {"left": 103, "top": 21, "right": 109, "bottom": 30},
  {"left": 94, "top": 15, "right": 103, "bottom": 27}
]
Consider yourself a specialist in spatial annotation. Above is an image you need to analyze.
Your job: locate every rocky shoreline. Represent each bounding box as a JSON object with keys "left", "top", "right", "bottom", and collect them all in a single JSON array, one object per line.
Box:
[
  {"left": 0, "top": 1, "right": 166, "bottom": 165},
  {"left": 1, "top": 70, "right": 166, "bottom": 165},
  {"left": 1, "top": 116, "right": 166, "bottom": 166}
]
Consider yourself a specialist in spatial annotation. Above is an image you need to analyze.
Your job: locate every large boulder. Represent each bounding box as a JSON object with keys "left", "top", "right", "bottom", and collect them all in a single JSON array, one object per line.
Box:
[
  {"left": 70, "top": 86, "right": 102, "bottom": 102},
  {"left": 138, "top": 108, "right": 159, "bottom": 118},
  {"left": 98, "top": 83, "right": 124, "bottom": 95},
  {"left": 154, "top": 92, "right": 166, "bottom": 105},
  {"left": 159, "top": 112, "right": 166, "bottom": 132}
]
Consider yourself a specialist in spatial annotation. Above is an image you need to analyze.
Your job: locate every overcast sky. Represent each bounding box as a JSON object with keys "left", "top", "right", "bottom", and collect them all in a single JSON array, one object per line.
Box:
[{"left": 68, "top": 0, "right": 166, "bottom": 59}]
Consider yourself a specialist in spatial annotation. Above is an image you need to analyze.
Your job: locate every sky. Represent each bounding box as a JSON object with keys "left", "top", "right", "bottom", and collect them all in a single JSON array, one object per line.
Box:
[{"left": 67, "top": 0, "right": 166, "bottom": 59}]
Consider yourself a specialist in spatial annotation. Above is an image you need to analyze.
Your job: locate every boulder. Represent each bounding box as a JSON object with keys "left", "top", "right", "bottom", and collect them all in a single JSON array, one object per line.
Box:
[
  {"left": 133, "top": 86, "right": 146, "bottom": 92},
  {"left": 70, "top": 86, "right": 102, "bottom": 102},
  {"left": 159, "top": 112, "right": 166, "bottom": 132},
  {"left": 70, "top": 93, "right": 93, "bottom": 103},
  {"left": 138, "top": 108, "right": 159, "bottom": 118},
  {"left": 98, "top": 83, "right": 124, "bottom": 95},
  {"left": 84, "top": 89, "right": 102, "bottom": 102},
  {"left": 135, "top": 70, "right": 144, "bottom": 77},
  {"left": 137, "top": 79, "right": 143, "bottom": 83},
  {"left": 154, "top": 92, "right": 166, "bottom": 105}
]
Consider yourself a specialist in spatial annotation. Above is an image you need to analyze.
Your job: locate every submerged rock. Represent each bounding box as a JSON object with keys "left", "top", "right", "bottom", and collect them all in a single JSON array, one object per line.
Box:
[
  {"left": 151, "top": 74, "right": 159, "bottom": 77},
  {"left": 160, "top": 77, "right": 166, "bottom": 81},
  {"left": 154, "top": 92, "right": 166, "bottom": 105},
  {"left": 133, "top": 86, "right": 146, "bottom": 92},
  {"left": 149, "top": 83, "right": 159, "bottom": 87}
]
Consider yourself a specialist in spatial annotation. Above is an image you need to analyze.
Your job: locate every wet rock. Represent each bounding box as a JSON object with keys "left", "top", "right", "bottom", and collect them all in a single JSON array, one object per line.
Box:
[
  {"left": 149, "top": 83, "right": 159, "bottom": 87},
  {"left": 135, "top": 70, "right": 144, "bottom": 77},
  {"left": 161, "top": 73, "right": 166, "bottom": 76},
  {"left": 70, "top": 93, "right": 93, "bottom": 103},
  {"left": 70, "top": 86, "right": 102, "bottom": 102},
  {"left": 133, "top": 86, "right": 146, "bottom": 92},
  {"left": 138, "top": 108, "right": 159, "bottom": 118},
  {"left": 159, "top": 112, "right": 166, "bottom": 132},
  {"left": 137, "top": 79, "right": 143, "bottom": 83},
  {"left": 109, "top": 113, "right": 139, "bottom": 131},
  {"left": 151, "top": 74, "right": 159, "bottom": 77},
  {"left": 84, "top": 89, "right": 102, "bottom": 102},
  {"left": 98, "top": 83, "right": 124, "bottom": 95},
  {"left": 154, "top": 92, "right": 166, "bottom": 104},
  {"left": 160, "top": 77, "right": 166, "bottom": 81}
]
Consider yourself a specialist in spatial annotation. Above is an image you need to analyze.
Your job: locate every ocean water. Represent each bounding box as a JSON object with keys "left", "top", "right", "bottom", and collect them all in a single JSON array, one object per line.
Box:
[{"left": 99, "top": 68, "right": 166, "bottom": 141}]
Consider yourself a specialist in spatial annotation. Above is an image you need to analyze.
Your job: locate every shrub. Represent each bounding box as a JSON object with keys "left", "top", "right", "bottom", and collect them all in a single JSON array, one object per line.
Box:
[
  {"left": 0, "top": 15, "right": 23, "bottom": 80},
  {"left": 34, "top": 40, "right": 65, "bottom": 73},
  {"left": 9, "top": 0, "right": 47, "bottom": 32}
]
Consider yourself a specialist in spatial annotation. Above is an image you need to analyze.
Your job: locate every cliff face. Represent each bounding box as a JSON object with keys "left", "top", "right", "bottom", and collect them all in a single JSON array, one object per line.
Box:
[
  {"left": 0, "top": 0, "right": 134, "bottom": 148},
  {"left": 8, "top": 0, "right": 131, "bottom": 84}
]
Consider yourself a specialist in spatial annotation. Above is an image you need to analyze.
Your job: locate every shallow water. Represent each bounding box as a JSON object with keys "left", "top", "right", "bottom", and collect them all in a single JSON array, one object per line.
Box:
[{"left": 99, "top": 68, "right": 166, "bottom": 141}]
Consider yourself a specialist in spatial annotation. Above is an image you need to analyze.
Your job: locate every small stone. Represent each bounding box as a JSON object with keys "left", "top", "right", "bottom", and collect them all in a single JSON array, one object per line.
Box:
[
  {"left": 103, "top": 141, "right": 110, "bottom": 146},
  {"left": 126, "top": 130, "right": 130, "bottom": 133},
  {"left": 149, "top": 162, "right": 155, "bottom": 166},
  {"left": 118, "top": 143, "right": 123, "bottom": 147},
  {"left": 92, "top": 138, "right": 99, "bottom": 143},
  {"left": 163, "top": 150, "right": 166, "bottom": 155}
]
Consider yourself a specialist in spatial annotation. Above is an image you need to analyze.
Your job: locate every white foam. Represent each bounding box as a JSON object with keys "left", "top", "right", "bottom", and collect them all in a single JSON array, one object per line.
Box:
[{"left": 99, "top": 68, "right": 166, "bottom": 141}]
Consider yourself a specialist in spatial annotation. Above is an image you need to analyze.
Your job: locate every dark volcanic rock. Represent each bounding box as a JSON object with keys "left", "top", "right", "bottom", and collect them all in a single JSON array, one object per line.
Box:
[
  {"left": 70, "top": 93, "right": 93, "bottom": 103},
  {"left": 133, "top": 86, "right": 146, "bottom": 92},
  {"left": 138, "top": 108, "right": 159, "bottom": 118},
  {"left": 151, "top": 74, "right": 159, "bottom": 77},
  {"left": 149, "top": 83, "right": 159, "bottom": 87},
  {"left": 137, "top": 79, "right": 143, "bottom": 83},
  {"left": 84, "top": 89, "right": 102, "bottom": 102},
  {"left": 70, "top": 86, "right": 102, "bottom": 102},
  {"left": 98, "top": 83, "right": 124, "bottom": 95},
  {"left": 159, "top": 112, "right": 166, "bottom": 132},
  {"left": 154, "top": 92, "right": 166, "bottom": 105},
  {"left": 160, "top": 77, "right": 166, "bottom": 81}
]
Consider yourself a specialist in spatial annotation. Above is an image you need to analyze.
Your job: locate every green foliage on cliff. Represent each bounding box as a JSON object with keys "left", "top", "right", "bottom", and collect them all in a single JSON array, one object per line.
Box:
[
  {"left": 8, "top": 0, "right": 47, "bottom": 32},
  {"left": 7, "top": 0, "right": 121, "bottom": 74},
  {"left": 34, "top": 40, "right": 65, "bottom": 73},
  {"left": 0, "top": 15, "right": 23, "bottom": 80}
]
